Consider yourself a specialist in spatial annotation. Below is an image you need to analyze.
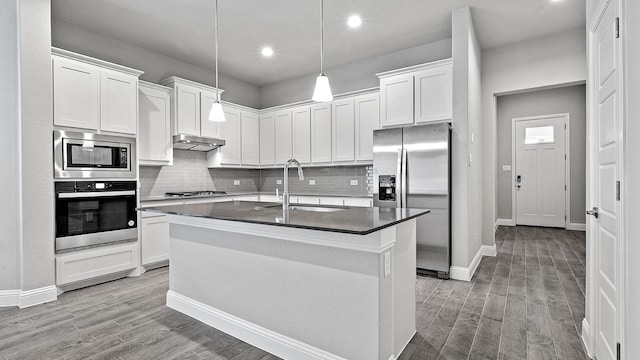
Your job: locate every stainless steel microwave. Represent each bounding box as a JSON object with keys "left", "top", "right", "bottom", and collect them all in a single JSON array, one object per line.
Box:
[{"left": 54, "top": 130, "right": 136, "bottom": 179}]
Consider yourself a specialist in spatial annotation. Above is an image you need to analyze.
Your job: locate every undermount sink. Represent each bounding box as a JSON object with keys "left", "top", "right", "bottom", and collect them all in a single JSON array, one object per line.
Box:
[{"left": 289, "top": 205, "right": 346, "bottom": 213}]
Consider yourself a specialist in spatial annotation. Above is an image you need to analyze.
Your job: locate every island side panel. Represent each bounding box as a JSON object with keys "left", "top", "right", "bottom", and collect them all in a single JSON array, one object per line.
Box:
[
  {"left": 167, "top": 222, "right": 385, "bottom": 360},
  {"left": 392, "top": 219, "right": 417, "bottom": 356}
]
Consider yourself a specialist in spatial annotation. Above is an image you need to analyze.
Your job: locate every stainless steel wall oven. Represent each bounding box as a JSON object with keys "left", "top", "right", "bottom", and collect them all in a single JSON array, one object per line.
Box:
[
  {"left": 54, "top": 130, "right": 136, "bottom": 179},
  {"left": 55, "top": 181, "right": 137, "bottom": 253}
]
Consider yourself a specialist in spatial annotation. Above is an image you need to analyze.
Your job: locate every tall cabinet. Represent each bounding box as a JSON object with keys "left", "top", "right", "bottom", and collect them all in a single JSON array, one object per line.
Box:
[{"left": 138, "top": 81, "right": 172, "bottom": 165}]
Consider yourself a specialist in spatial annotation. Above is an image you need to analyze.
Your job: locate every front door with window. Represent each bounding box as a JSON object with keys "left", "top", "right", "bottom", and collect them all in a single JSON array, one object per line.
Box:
[{"left": 514, "top": 115, "right": 566, "bottom": 227}]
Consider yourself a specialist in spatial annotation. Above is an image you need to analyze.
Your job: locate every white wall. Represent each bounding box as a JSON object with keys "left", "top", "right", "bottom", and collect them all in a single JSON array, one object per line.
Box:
[
  {"left": 52, "top": 20, "right": 261, "bottom": 109},
  {"left": 451, "top": 7, "right": 483, "bottom": 270},
  {"left": 18, "top": 0, "right": 56, "bottom": 291},
  {"left": 496, "top": 85, "right": 586, "bottom": 224},
  {"left": 0, "top": 0, "right": 21, "bottom": 291},
  {"left": 259, "top": 39, "right": 452, "bottom": 108},
  {"left": 622, "top": 0, "right": 640, "bottom": 356},
  {"left": 481, "top": 28, "right": 587, "bottom": 246}
]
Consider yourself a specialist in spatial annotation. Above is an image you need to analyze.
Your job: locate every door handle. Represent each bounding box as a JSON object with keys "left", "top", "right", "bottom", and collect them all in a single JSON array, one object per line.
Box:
[{"left": 586, "top": 207, "right": 599, "bottom": 219}]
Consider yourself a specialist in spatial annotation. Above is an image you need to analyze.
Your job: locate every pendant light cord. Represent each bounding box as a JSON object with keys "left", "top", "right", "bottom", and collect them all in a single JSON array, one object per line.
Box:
[
  {"left": 215, "top": 0, "right": 220, "bottom": 101},
  {"left": 320, "top": 0, "right": 324, "bottom": 75}
]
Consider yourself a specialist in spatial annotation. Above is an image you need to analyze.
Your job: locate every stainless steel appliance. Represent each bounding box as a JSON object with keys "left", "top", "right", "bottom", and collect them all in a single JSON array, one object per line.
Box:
[
  {"left": 373, "top": 122, "right": 451, "bottom": 278},
  {"left": 54, "top": 130, "right": 136, "bottom": 179},
  {"left": 173, "top": 134, "right": 225, "bottom": 151},
  {"left": 55, "top": 181, "right": 137, "bottom": 253}
]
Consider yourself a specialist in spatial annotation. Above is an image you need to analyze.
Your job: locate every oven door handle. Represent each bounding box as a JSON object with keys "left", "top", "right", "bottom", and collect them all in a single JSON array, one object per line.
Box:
[{"left": 58, "top": 190, "right": 136, "bottom": 198}]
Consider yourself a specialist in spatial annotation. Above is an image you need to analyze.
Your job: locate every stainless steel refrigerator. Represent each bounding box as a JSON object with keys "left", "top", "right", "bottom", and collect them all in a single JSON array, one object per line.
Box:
[{"left": 373, "top": 122, "right": 451, "bottom": 278}]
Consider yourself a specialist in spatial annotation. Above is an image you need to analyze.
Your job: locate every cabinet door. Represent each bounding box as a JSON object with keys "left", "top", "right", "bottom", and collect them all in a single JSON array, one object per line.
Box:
[
  {"left": 310, "top": 103, "right": 332, "bottom": 164},
  {"left": 292, "top": 106, "right": 311, "bottom": 164},
  {"left": 332, "top": 98, "right": 355, "bottom": 162},
  {"left": 175, "top": 83, "right": 201, "bottom": 136},
  {"left": 241, "top": 110, "right": 260, "bottom": 166},
  {"left": 139, "top": 85, "right": 172, "bottom": 165},
  {"left": 52, "top": 57, "right": 100, "bottom": 130},
  {"left": 200, "top": 90, "right": 220, "bottom": 138},
  {"left": 218, "top": 107, "right": 242, "bottom": 165},
  {"left": 355, "top": 93, "right": 380, "bottom": 161},
  {"left": 380, "top": 73, "right": 414, "bottom": 127},
  {"left": 100, "top": 71, "right": 138, "bottom": 134},
  {"left": 259, "top": 113, "right": 275, "bottom": 165},
  {"left": 415, "top": 64, "right": 452, "bottom": 123},
  {"left": 141, "top": 215, "right": 169, "bottom": 265},
  {"left": 274, "top": 110, "right": 293, "bottom": 165}
]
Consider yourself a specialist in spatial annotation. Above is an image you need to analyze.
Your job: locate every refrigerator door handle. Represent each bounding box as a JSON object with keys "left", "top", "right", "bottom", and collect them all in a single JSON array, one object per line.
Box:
[
  {"left": 401, "top": 148, "right": 408, "bottom": 208},
  {"left": 396, "top": 149, "right": 402, "bottom": 208}
]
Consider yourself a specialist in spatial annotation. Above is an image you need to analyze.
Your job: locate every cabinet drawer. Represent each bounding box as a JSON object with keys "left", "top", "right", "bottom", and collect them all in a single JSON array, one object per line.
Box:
[
  {"left": 56, "top": 242, "right": 139, "bottom": 285},
  {"left": 319, "top": 197, "right": 344, "bottom": 206},
  {"left": 343, "top": 198, "right": 373, "bottom": 207}
]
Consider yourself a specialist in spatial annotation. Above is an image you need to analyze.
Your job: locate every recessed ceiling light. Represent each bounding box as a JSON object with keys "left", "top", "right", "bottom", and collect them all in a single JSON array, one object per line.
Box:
[
  {"left": 347, "top": 15, "right": 362, "bottom": 28},
  {"left": 261, "top": 47, "right": 274, "bottom": 57}
]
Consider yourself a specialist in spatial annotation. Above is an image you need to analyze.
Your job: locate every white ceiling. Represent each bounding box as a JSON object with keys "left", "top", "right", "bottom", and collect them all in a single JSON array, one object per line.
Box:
[{"left": 51, "top": 0, "right": 586, "bottom": 87}]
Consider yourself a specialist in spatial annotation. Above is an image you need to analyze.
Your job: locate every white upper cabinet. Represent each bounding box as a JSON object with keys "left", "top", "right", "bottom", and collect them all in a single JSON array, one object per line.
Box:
[
  {"left": 216, "top": 107, "right": 242, "bottom": 165},
  {"left": 52, "top": 48, "right": 142, "bottom": 135},
  {"left": 241, "top": 110, "right": 260, "bottom": 166},
  {"left": 53, "top": 57, "right": 100, "bottom": 130},
  {"left": 292, "top": 106, "right": 311, "bottom": 164},
  {"left": 138, "top": 81, "right": 172, "bottom": 166},
  {"left": 354, "top": 93, "right": 380, "bottom": 161},
  {"left": 175, "top": 83, "right": 201, "bottom": 135},
  {"left": 332, "top": 98, "right": 356, "bottom": 162},
  {"left": 378, "top": 59, "right": 452, "bottom": 127},
  {"left": 379, "top": 73, "right": 414, "bottom": 127},
  {"left": 310, "top": 103, "right": 332, "bottom": 164},
  {"left": 200, "top": 90, "right": 220, "bottom": 138},
  {"left": 414, "top": 64, "right": 452, "bottom": 123},
  {"left": 100, "top": 71, "right": 138, "bottom": 134},
  {"left": 274, "top": 109, "right": 293, "bottom": 165},
  {"left": 259, "top": 112, "right": 276, "bottom": 166}
]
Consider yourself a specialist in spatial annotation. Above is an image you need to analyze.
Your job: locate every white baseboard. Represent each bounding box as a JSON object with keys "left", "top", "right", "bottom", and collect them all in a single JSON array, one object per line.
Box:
[
  {"left": 450, "top": 245, "right": 497, "bottom": 282},
  {"left": 567, "top": 223, "right": 586, "bottom": 231},
  {"left": 167, "top": 291, "right": 348, "bottom": 360},
  {"left": 496, "top": 219, "right": 516, "bottom": 228},
  {"left": 0, "top": 286, "right": 57, "bottom": 308},
  {"left": 581, "top": 318, "right": 594, "bottom": 359}
]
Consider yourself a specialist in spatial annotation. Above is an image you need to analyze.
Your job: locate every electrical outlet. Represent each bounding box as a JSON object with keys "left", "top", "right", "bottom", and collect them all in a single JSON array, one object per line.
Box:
[
  {"left": 276, "top": 179, "right": 282, "bottom": 185},
  {"left": 308, "top": 179, "right": 316, "bottom": 185},
  {"left": 384, "top": 252, "right": 391, "bottom": 277},
  {"left": 350, "top": 179, "right": 358, "bottom": 186},
  {"left": 502, "top": 165, "right": 512, "bottom": 172},
  {"left": 233, "top": 180, "right": 240, "bottom": 186}
]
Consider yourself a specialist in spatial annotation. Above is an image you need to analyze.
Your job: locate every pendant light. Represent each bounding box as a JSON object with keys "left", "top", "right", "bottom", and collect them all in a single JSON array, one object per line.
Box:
[
  {"left": 312, "top": 0, "right": 333, "bottom": 102},
  {"left": 208, "top": 0, "right": 226, "bottom": 122}
]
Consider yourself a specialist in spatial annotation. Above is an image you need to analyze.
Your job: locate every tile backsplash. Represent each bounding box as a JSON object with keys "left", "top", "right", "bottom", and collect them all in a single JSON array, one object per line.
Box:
[{"left": 139, "top": 150, "right": 372, "bottom": 198}]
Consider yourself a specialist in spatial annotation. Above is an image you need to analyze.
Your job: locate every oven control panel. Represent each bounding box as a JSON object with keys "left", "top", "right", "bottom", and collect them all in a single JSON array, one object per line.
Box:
[{"left": 55, "top": 181, "right": 137, "bottom": 193}]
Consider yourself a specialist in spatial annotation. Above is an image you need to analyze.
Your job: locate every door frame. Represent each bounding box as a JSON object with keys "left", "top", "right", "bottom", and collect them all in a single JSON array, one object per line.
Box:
[
  {"left": 511, "top": 113, "right": 570, "bottom": 228},
  {"left": 583, "top": 0, "right": 626, "bottom": 357}
]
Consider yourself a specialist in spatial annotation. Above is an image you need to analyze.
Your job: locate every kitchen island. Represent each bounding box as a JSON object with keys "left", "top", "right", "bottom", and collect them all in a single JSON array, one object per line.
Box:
[{"left": 140, "top": 201, "right": 429, "bottom": 360}]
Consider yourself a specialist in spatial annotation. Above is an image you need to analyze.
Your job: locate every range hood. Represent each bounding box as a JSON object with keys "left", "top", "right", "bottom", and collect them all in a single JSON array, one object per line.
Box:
[{"left": 173, "top": 134, "right": 225, "bottom": 152}]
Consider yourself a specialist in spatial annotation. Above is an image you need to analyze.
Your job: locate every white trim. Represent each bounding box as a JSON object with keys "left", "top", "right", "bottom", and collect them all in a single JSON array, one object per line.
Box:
[
  {"left": 566, "top": 223, "right": 586, "bottom": 231},
  {"left": 496, "top": 218, "right": 516, "bottom": 228},
  {"left": 51, "top": 47, "right": 144, "bottom": 76},
  {"left": 449, "top": 245, "right": 497, "bottom": 281},
  {"left": 167, "top": 291, "right": 349, "bottom": 360},
  {"left": 0, "top": 286, "right": 58, "bottom": 308},
  {"left": 258, "top": 87, "right": 380, "bottom": 113},
  {"left": 581, "top": 318, "right": 594, "bottom": 359},
  {"left": 138, "top": 80, "right": 171, "bottom": 93},
  {"left": 511, "top": 113, "right": 570, "bottom": 228},
  {"left": 376, "top": 58, "right": 452, "bottom": 78}
]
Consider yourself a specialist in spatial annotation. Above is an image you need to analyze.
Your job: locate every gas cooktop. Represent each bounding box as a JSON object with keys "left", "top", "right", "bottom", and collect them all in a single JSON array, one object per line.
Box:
[{"left": 165, "top": 190, "right": 227, "bottom": 198}]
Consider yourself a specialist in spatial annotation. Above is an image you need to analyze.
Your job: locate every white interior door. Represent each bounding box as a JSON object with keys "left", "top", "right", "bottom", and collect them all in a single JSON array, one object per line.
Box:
[
  {"left": 514, "top": 116, "right": 566, "bottom": 227},
  {"left": 590, "top": 1, "right": 622, "bottom": 359}
]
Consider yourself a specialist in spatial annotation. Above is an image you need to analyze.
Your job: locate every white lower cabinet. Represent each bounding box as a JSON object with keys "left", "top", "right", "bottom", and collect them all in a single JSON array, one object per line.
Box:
[
  {"left": 140, "top": 214, "right": 170, "bottom": 266},
  {"left": 319, "top": 197, "right": 345, "bottom": 206},
  {"left": 343, "top": 197, "right": 373, "bottom": 207},
  {"left": 293, "top": 196, "right": 321, "bottom": 205},
  {"left": 56, "top": 242, "right": 139, "bottom": 286}
]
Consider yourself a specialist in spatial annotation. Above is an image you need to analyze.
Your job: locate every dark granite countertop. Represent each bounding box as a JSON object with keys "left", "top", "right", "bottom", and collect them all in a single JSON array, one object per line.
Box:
[
  {"left": 139, "top": 192, "right": 373, "bottom": 203},
  {"left": 138, "top": 201, "right": 429, "bottom": 235}
]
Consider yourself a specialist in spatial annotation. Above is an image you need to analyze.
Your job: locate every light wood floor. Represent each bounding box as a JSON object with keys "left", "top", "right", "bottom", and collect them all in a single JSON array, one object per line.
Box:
[{"left": 0, "top": 226, "right": 587, "bottom": 360}]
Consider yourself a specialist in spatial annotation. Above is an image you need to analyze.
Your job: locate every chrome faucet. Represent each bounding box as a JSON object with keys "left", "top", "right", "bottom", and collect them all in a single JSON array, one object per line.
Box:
[{"left": 283, "top": 159, "right": 304, "bottom": 212}]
